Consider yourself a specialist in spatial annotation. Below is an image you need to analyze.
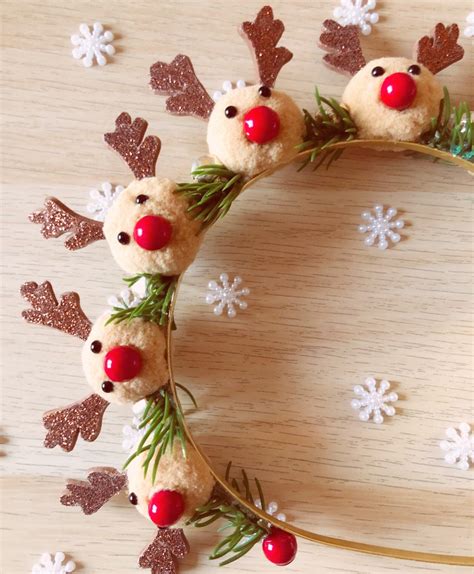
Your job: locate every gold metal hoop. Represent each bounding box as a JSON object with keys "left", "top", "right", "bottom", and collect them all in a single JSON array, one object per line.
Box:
[{"left": 167, "top": 141, "right": 474, "bottom": 567}]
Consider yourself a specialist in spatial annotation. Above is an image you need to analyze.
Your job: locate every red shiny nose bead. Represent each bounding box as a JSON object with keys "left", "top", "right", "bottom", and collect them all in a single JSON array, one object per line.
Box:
[
  {"left": 262, "top": 527, "right": 298, "bottom": 566},
  {"left": 148, "top": 490, "right": 185, "bottom": 527},
  {"left": 104, "top": 346, "right": 142, "bottom": 382},
  {"left": 243, "top": 106, "right": 280, "bottom": 144},
  {"left": 380, "top": 73, "right": 417, "bottom": 110},
  {"left": 133, "top": 215, "right": 172, "bottom": 251}
]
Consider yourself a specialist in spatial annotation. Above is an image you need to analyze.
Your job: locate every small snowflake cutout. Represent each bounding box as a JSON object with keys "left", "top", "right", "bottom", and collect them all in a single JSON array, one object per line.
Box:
[
  {"left": 122, "top": 400, "right": 147, "bottom": 453},
  {"left": 464, "top": 12, "right": 474, "bottom": 38},
  {"left": 108, "top": 276, "right": 148, "bottom": 312},
  {"left": 206, "top": 273, "right": 250, "bottom": 318},
  {"left": 351, "top": 377, "right": 398, "bottom": 424},
  {"left": 333, "top": 0, "right": 379, "bottom": 36},
  {"left": 440, "top": 423, "right": 474, "bottom": 471},
  {"left": 32, "top": 552, "right": 75, "bottom": 574},
  {"left": 359, "top": 205, "right": 405, "bottom": 250},
  {"left": 71, "top": 22, "right": 115, "bottom": 67},
  {"left": 86, "top": 182, "right": 124, "bottom": 221},
  {"left": 254, "top": 498, "right": 287, "bottom": 522},
  {"left": 212, "top": 80, "right": 246, "bottom": 102}
]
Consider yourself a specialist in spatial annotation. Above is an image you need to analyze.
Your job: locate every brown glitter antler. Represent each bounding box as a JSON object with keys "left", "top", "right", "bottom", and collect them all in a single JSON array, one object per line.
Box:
[
  {"left": 104, "top": 112, "right": 161, "bottom": 179},
  {"left": 29, "top": 197, "right": 105, "bottom": 250},
  {"left": 139, "top": 529, "right": 189, "bottom": 574},
  {"left": 21, "top": 281, "right": 92, "bottom": 340},
  {"left": 240, "top": 5, "right": 293, "bottom": 87},
  {"left": 149, "top": 54, "right": 214, "bottom": 120},
  {"left": 416, "top": 23, "right": 464, "bottom": 75},
  {"left": 43, "top": 394, "right": 109, "bottom": 452},
  {"left": 61, "top": 468, "right": 127, "bottom": 515},
  {"left": 319, "top": 19, "right": 366, "bottom": 76}
]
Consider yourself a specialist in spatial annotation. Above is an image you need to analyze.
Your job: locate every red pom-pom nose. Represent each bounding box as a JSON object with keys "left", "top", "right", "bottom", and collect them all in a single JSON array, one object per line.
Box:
[
  {"left": 133, "top": 215, "right": 172, "bottom": 251},
  {"left": 104, "top": 346, "right": 142, "bottom": 382},
  {"left": 380, "top": 73, "right": 417, "bottom": 110},
  {"left": 148, "top": 490, "right": 185, "bottom": 527},
  {"left": 262, "top": 527, "right": 298, "bottom": 566},
  {"left": 243, "top": 106, "right": 280, "bottom": 144}
]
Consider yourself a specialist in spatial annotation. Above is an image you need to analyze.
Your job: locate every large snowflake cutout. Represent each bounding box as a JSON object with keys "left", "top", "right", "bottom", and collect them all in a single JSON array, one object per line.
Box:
[
  {"left": 205, "top": 273, "right": 250, "bottom": 318},
  {"left": 464, "top": 12, "right": 474, "bottom": 38},
  {"left": 359, "top": 205, "right": 405, "bottom": 250},
  {"left": 32, "top": 552, "right": 75, "bottom": 574},
  {"left": 333, "top": 0, "right": 379, "bottom": 36},
  {"left": 71, "top": 22, "right": 115, "bottom": 67},
  {"left": 440, "top": 423, "right": 474, "bottom": 471},
  {"left": 86, "top": 182, "right": 124, "bottom": 221},
  {"left": 122, "top": 399, "right": 147, "bottom": 453},
  {"left": 351, "top": 377, "right": 398, "bottom": 424}
]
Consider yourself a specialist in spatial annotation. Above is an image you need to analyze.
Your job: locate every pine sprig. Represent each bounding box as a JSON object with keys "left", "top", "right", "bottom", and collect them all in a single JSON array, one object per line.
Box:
[
  {"left": 188, "top": 462, "right": 270, "bottom": 566},
  {"left": 123, "top": 384, "right": 193, "bottom": 482},
  {"left": 297, "top": 87, "right": 358, "bottom": 171},
  {"left": 421, "top": 87, "right": 474, "bottom": 161},
  {"left": 107, "top": 273, "right": 177, "bottom": 327},
  {"left": 177, "top": 164, "right": 243, "bottom": 228}
]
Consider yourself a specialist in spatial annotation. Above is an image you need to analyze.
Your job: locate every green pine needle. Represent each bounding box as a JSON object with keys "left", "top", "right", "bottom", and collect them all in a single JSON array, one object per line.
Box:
[
  {"left": 421, "top": 87, "right": 474, "bottom": 161},
  {"left": 177, "top": 164, "right": 243, "bottom": 228},
  {"left": 188, "top": 462, "right": 270, "bottom": 566},
  {"left": 107, "top": 273, "right": 177, "bottom": 327},
  {"left": 296, "top": 87, "right": 358, "bottom": 171},
  {"left": 123, "top": 384, "right": 193, "bottom": 482}
]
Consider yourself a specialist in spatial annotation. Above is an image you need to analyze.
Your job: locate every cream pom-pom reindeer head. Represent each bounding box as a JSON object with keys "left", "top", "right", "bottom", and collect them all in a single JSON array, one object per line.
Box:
[
  {"left": 319, "top": 20, "right": 465, "bottom": 142},
  {"left": 29, "top": 112, "right": 201, "bottom": 276},
  {"left": 149, "top": 5, "right": 305, "bottom": 178}
]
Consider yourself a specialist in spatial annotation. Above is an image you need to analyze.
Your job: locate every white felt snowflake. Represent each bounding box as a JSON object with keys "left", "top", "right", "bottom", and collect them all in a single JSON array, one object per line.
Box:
[
  {"left": 86, "top": 182, "right": 124, "bottom": 221},
  {"left": 333, "top": 0, "right": 379, "bottom": 36},
  {"left": 254, "top": 498, "right": 287, "bottom": 522},
  {"left": 351, "top": 377, "right": 398, "bottom": 424},
  {"left": 212, "top": 80, "right": 246, "bottom": 102},
  {"left": 464, "top": 12, "right": 474, "bottom": 38},
  {"left": 71, "top": 22, "right": 115, "bottom": 67},
  {"left": 108, "top": 276, "right": 148, "bottom": 311},
  {"left": 358, "top": 205, "right": 405, "bottom": 250},
  {"left": 206, "top": 273, "right": 250, "bottom": 318},
  {"left": 440, "top": 423, "right": 474, "bottom": 471},
  {"left": 32, "top": 552, "right": 75, "bottom": 574},
  {"left": 122, "top": 400, "right": 147, "bottom": 453}
]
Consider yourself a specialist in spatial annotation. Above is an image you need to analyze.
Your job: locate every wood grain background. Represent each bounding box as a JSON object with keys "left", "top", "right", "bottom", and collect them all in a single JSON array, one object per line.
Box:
[{"left": 1, "top": 1, "right": 473, "bottom": 572}]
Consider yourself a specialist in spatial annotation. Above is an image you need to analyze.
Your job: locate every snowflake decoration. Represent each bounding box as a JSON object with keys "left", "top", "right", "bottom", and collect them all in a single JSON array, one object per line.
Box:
[
  {"left": 254, "top": 498, "right": 287, "bottom": 522},
  {"left": 351, "top": 377, "right": 398, "bottom": 424},
  {"left": 86, "top": 182, "right": 124, "bottom": 221},
  {"left": 205, "top": 273, "right": 250, "bottom": 318},
  {"left": 122, "top": 400, "right": 147, "bottom": 453},
  {"left": 358, "top": 205, "right": 405, "bottom": 250},
  {"left": 440, "top": 423, "right": 474, "bottom": 471},
  {"left": 32, "top": 552, "right": 75, "bottom": 574},
  {"left": 212, "top": 80, "right": 246, "bottom": 102},
  {"left": 333, "top": 0, "right": 379, "bottom": 36},
  {"left": 71, "top": 22, "right": 115, "bottom": 67},
  {"left": 464, "top": 12, "right": 474, "bottom": 38},
  {"left": 108, "top": 276, "right": 148, "bottom": 311}
]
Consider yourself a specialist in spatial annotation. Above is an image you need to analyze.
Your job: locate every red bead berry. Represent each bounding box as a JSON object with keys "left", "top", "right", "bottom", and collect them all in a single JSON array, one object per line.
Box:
[
  {"left": 103, "top": 345, "right": 142, "bottom": 382},
  {"left": 148, "top": 489, "right": 185, "bottom": 527},
  {"left": 243, "top": 106, "right": 280, "bottom": 144},
  {"left": 380, "top": 72, "right": 417, "bottom": 111},
  {"left": 262, "top": 527, "right": 297, "bottom": 566},
  {"left": 133, "top": 215, "right": 172, "bottom": 251}
]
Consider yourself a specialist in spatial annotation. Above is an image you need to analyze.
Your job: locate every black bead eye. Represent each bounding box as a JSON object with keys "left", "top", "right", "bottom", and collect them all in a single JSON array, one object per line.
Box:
[
  {"left": 90, "top": 340, "right": 102, "bottom": 353},
  {"left": 371, "top": 66, "right": 385, "bottom": 77},
  {"left": 101, "top": 381, "right": 114, "bottom": 393},
  {"left": 225, "top": 106, "right": 238, "bottom": 118},
  {"left": 408, "top": 64, "right": 421, "bottom": 75},
  {"left": 258, "top": 85, "right": 272, "bottom": 98},
  {"left": 129, "top": 492, "right": 138, "bottom": 505},
  {"left": 136, "top": 194, "right": 149, "bottom": 204},
  {"left": 117, "top": 232, "right": 130, "bottom": 245}
]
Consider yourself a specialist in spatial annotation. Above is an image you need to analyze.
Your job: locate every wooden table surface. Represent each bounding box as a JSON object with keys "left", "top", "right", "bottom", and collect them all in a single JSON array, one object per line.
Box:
[{"left": 1, "top": 1, "right": 473, "bottom": 573}]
